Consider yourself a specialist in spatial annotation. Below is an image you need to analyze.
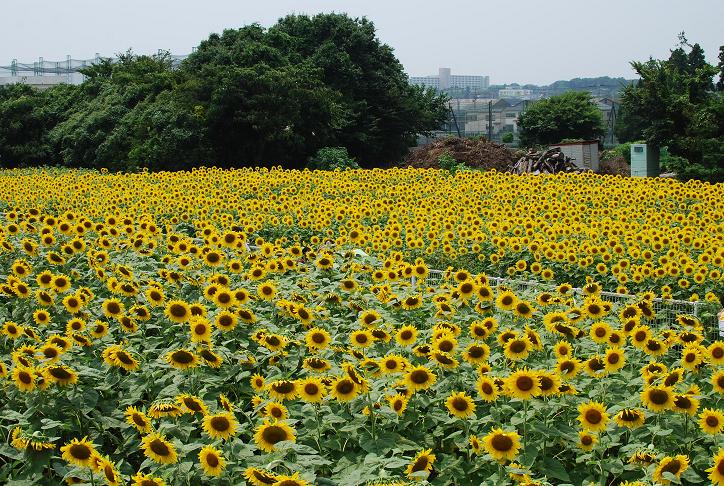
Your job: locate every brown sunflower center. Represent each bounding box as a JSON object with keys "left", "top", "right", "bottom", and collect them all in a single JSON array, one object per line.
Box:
[
  {"left": 69, "top": 443, "right": 92, "bottom": 460},
  {"left": 210, "top": 416, "right": 230, "bottom": 432},
  {"left": 149, "top": 439, "right": 170, "bottom": 456},
  {"left": 585, "top": 409, "right": 602, "bottom": 424},
  {"left": 169, "top": 304, "right": 187, "bottom": 318},
  {"left": 648, "top": 389, "right": 670, "bottom": 405},
  {"left": 171, "top": 350, "right": 193, "bottom": 364},
  {"left": 491, "top": 434, "right": 513, "bottom": 451},
  {"left": 516, "top": 376, "right": 534, "bottom": 391},
  {"left": 509, "top": 340, "right": 526, "bottom": 353},
  {"left": 262, "top": 425, "right": 289, "bottom": 444}
]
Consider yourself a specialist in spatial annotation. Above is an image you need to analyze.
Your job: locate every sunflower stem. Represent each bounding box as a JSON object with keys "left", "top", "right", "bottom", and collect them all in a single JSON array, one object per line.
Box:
[{"left": 523, "top": 399, "right": 528, "bottom": 465}]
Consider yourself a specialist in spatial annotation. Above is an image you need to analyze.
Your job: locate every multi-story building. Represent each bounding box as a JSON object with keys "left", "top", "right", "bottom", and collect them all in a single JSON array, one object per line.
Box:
[
  {"left": 498, "top": 87, "right": 535, "bottom": 100},
  {"left": 409, "top": 68, "right": 489, "bottom": 91}
]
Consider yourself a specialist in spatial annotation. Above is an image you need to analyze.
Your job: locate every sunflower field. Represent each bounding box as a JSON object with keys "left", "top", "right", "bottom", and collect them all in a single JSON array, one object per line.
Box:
[{"left": 0, "top": 167, "right": 723, "bottom": 486}]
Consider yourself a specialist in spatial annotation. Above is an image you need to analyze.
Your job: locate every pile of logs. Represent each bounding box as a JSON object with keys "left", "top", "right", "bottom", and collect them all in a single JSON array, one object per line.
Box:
[{"left": 508, "top": 147, "right": 585, "bottom": 175}]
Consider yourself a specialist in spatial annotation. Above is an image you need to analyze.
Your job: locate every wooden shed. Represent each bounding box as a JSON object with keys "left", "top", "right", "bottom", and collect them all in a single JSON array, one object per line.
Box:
[{"left": 549, "top": 140, "right": 600, "bottom": 171}]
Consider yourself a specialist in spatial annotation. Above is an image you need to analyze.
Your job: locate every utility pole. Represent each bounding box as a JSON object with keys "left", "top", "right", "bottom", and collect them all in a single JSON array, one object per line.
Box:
[{"left": 488, "top": 101, "right": 493, "bottom": 140}]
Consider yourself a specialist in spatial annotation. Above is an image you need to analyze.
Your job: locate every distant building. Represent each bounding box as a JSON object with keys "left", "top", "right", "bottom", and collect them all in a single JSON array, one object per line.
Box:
[
  {"left": 409, "top": 68, "right": 489, "bottom": 91},
  {"left": 498, "top": 87, "right": 535, "bottom": 100}
]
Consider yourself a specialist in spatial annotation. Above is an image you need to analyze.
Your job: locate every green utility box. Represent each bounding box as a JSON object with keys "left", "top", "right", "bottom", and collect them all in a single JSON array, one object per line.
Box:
[{"left": 630, "top": 144, "right": 660, "bottom": 177}]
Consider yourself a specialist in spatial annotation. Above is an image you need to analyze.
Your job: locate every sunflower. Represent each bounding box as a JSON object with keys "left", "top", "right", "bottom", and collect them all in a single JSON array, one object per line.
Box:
[
  {"left": 712, "top": 370, "right": 724, "bottom": 395},
  {"left": 387, "top": 393, "right": 409, "bottom": 416},
  {"left": 476, "top": 375, "right": 499, "bottom": 402},
  {"left": 483, "top": 428, "right": 521, "bottom": 462},
  {"left": 401, "top": 294, "right": 422, "bottom": 310},
  {"left": 512, "top": 300, "right": 535, "bottom": 319},
  {"left": 700, "top": 408, "right": 724, "bottom": 434},
  {"left": 604, "top": 348, "right": 626, "bottom": 373},
  {"left": 708, "top": 449, "right": 724, "bottom": 485},
  {"left": 653, "top": 455, "right": 689, "bottom": 485},
  {"left": 148, "top": 402, "right": 184, "bottom": 419},
  {"left": 505, "top": 368, "right": 540, "bottom": 400},
  {"left": 405, "top": 449, "right": 436, "bottom": 479},
  {"left": 33, "top": 309, "right": 51, "bottom": 325},
  {"left": 254, "top": 420, "right": 296, "bottom": 453},
  {"left": 359, "top": 309, "right": 382, "bottom": 327},
  {"left": 379, "top": 354, "right": 407, "bottom": 374},
  {"left": 203, "top": 412, "right": 238, "bottom": 440},
  {"left": 578, "top": 401, "right": 609, "bottom": 432},
  {"left": 445, "top": 391, "right": 476, "bottom": 419},
  {"left": 463, "top": 343, "right": 490, "bottom": 364},
  {"left": 257, "top": 281, "right": 277, "bottom": 301},
  {"left": 141, "top": 432, "right": 177, "bottom": 464},
  {"left": 395, "top": 325, "right": 418, "bottom": 346},
  {"left": 553, "top": 341, "right": 573, "bottom": 360},
  {"left": 641, "top": 386, "right": 674, "bottom": 412},
  {"left": 298, "top": 377, "right": 326, "bottom": 403},
  {"left": 12, "top": 366, "right": 36, "bottom": 392},
  {"left": 60, "top": 437, "right": 96, "bottom": 467},
  {"left": 262, "top": 401, "right": 289, "bottom": 421},
  {"left": 273, "top": 472, "right": 310, "bottom": 486},
  {"left": 177, "top": 394, "right": 208, "bottom": 415},
  {"left": 578, "top": 430, "right": 597, "bottom": 451},
  {"left": 189, "top": 317, "right": 212, "bottom": 343},
  {"left": 164, "top": 300, "right": 191, "bottom": 323},
  {"left": 244, "top": 467, "right": 279, "bottom": 485},
  {"left": 44, "top": 365, "right": 78, "bottom": 386},
  {"left": 404, "top": 366, "right": 437, "bottom": 393},
  {"left": 538, "top": 371, "right": 560, "bottom": 397},
  {"left": 238, "top": 307, "right": 257, "bottom": 324},
  {"left": 614, "top": 408, "right": 645, "bottom": 429},
  {"left": 330, "top": 377, "right": 359, "bottom": 402},
  {"left": 215, "top": 311, "right": 238, "bottom": 332},
  {"left": 166, "top": 349, "right": 199, "bottom": 370},
  {"left": 495, "top": 290, "right": 517, "bottom": 311},
  {"left": 504, "top": 337, "right": 532, "bottom": 361},
  {"left": 672, "top": 394, "right": 699, "bottom": 416},
  {"left": 589, "top": 321, "right": 612, "bottom": 344},
  {"left": 102, "top": 298, "right": 125, "bottom": 319},
  {"left": 125, "top": 406, "right": 152, "bottom": 433},
  {"left": 198, "top": 445, "right": 225, "bottom": 477},
  {"left": 350, "top": 329, "right": 374, "bottom": 348},
  {"left": 132, "top": 473, "right": 166, "bottom": 486},
  {"left": 709, "top": 341, "right": 724, "bottom": 365},
  {"left": 268, "top": 380, "right": 299, "bottom": 401},
  {"left": 303, "top": 357, "right": 332, "bottom": 373}
]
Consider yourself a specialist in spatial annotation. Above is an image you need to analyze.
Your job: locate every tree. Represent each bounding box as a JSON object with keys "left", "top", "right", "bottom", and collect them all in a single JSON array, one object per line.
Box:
[
  {"left": 616, "top": 36, "right": 723, "bottom": 182},
  {"left": 517, "top": 92, "right": 604, "bottom": 147}
]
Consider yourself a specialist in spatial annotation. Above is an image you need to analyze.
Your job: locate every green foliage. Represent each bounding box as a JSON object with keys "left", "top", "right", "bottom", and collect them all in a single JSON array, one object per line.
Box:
[
  {"left": 0, "top": 15, "right": 449, "bottom": 171},
  {"left": 616, "top": 35, "right": 724, "bottom": 182},
  {"left": 307, "top": 147, "right": 359, "bottom": 171},
  {"left": 437, "top": 151, "right": 467, "bottom": 175},
  {"left": 517, "top": 92, "right": 605, "bottom": 147},
  {"left": 501, "top": 132, "right": 514, "bottom": 143}
]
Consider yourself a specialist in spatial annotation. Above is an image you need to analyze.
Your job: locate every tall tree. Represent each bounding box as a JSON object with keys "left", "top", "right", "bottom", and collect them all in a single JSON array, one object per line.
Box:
[
  {"left": 616, "top": 36, "right": 723, "bottom": 182},
  {"left": 517, "top": 91, "right": 605, "bottom": 146}
]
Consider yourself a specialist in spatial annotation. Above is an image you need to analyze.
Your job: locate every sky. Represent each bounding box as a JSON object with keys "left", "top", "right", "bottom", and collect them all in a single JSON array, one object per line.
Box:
[{"left": 2, "top": 0, "right": 722, "bottom": 85}]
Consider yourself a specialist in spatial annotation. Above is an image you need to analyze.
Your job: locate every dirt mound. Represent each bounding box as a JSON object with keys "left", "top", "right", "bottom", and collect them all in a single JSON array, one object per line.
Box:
[{"left": 403, "top": 137, "right": 515, "bottom": 171}]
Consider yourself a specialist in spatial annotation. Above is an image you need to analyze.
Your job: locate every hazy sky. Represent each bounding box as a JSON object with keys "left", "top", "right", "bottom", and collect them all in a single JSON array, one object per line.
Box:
[{"left": 2, "top": 0, "right": 722, "bottom": 85}]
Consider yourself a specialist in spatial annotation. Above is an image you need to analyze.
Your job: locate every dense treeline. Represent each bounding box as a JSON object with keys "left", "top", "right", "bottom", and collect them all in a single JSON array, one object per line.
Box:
[
  {"left": 0, "top": 13, "right": 448, "bottom": 171},
  {"left": 616, "top": 35, "right": 724, "bottom": 182}
]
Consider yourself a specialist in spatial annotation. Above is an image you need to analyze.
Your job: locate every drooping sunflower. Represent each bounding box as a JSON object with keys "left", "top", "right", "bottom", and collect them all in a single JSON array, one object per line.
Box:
[
  {"left": 254, "top": 420, "right": 296, "bottom": 453},
  {"left": 131, "top": 472, "right": 166, "bottom": 486},
  {"left": 44, "top": 365, "right": 78, "bottom": 386},
  {"left": 652, "top": 455, "right": 689, "bottom": 485},
  {"left": 141, "top": 432, "right": 177, "bottom": 465},
  {"left": 700, "top": 408, "right": 724, "bottom": 435},
  {"left": 203, "top": 412, "right": 238, "bottom": 440},
  {"left": 60, "top": 437, "right": 96, "bottom": 467},
  {"left": 272, "top": 472, "right": 310, "bottom": 486},
  {"left": 577, "top": 401, "right": 609, "bottom": 432},
  {"left": 672, "top": 394, "right": 700, "bottom": 416},
  {"left": 445, "top": 391, "right": 476, "bottom": 419},
  {"left": 177, "top": 394, "right": 208, "bottom": 416},
  {"left": 268, "top": 380, "right": 299, "bottom": 401},
  {"left": 198, "top": 445, "right": 226, "bottom": 477},
  {"left": 614, "top": 408, "right": 645, "bottom": 429},
  {"left": 483, "top": 428, "right": 521, "bottom": 462},
  {"left": 405, "top": 449, "right": 436, "bottom": 479},
  {"left": 148, "top": 402, "right": 184, "bottom": 419},
  {"left": 303, "top": 357, "right": 332, "bottom": 373},
  {"left": 401, "top": 294, "right": 423, "bottom": 310},
  {"left": 404, "top": 366, "right": 437, "bottom": 393},
  {"left": 505, "top": 368, "right": 540, "bottom": 400}
]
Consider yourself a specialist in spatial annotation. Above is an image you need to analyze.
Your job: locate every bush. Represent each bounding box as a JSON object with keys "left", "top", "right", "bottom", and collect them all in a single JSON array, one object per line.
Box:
[
  {"left": 501, "top": 133, "right": 514, "bottom": 143},
  {"left": 307, "top": 147, "right": 359, "bottom": 171},
  {"left": 437, "top": 151, "right": 467, "bottom": 174}
]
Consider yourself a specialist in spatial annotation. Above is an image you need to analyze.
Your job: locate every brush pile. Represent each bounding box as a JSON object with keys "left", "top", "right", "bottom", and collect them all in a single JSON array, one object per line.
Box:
[{"left": 508, "top": 147, "right": 586, "bottom": 174}]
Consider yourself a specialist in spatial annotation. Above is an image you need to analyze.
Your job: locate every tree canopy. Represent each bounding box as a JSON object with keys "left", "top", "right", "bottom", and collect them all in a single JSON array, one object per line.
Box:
[
  {"left": 616, "top": 34, "right": 723, "bottom": 182},
  {"left": 517, "top": 91, "right": 605, "bottom": 147},
  {"left": 0, "top": 14, "right": 448, "bottom": 171}
]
